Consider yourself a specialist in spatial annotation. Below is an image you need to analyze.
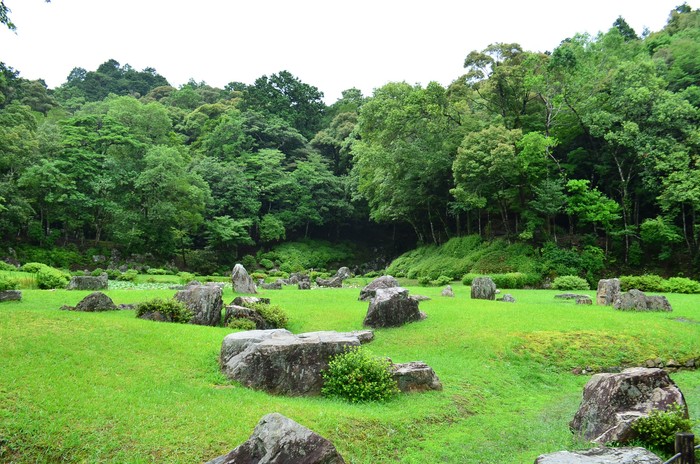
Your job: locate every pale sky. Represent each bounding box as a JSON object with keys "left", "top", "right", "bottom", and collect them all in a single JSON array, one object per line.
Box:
[{"left": 1, "top": 0, "right": 697, "bottom": 103}]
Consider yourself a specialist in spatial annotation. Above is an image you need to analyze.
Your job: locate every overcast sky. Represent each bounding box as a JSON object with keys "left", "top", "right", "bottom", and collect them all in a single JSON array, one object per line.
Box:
[{"left": 1, "top": 0, "right": 697, "bottom": 103}]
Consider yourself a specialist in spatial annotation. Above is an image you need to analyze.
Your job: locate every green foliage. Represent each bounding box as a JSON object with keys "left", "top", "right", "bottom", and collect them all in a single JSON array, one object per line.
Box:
[
  {"left": 620, "top": 274, "right": 666, "bottom": 292},
  {"left": 249, "top": 303, "right": 288, "bottom": 329},
  {"left": 461, "top": 272, "right": 540, "bottom": 288},
  {"left": 0, "top": 274, "right": 19, "bottom": 291},
  {"left": 631, "top": 404, "right": 695, "bottom": 453},
  {"left": 241, "top": 255, "right": 257, "bottom": 271},
  {"left": 268, "top": 270, "right": 290, "bottom": 279},
  {"left": 250, "top": 272, "right": 267, "bottom": 281},
  {"left": 20, "top": 262, "right": 50, "bottom": 273},
  {"left": 105, "top": 269, "right": 121, "bottom": 280},
  {"left": 227, "top": 318, "right": 257, "bottom": 331},
  {"left": 116, "top": 270, "right": 139, "bottom": 282},
  {"left": 259, "top": 258, "right": 274, "bottom": 270},
  {"left": 176, "top": 272, "right": 195, "bottom": 284},
  {"left": 35, "top": 267, "right": 70, "bottom": 289},
  {"left": 0, "top": 261, "right": 16, "bottom": 271},
  {"left": 321, "top": 346, "right": 399, "bottom": 403},
  {"left": 135, "top": 298, "right": 192, "bottom": 323},
  {"left": 551, "top": 275, "right": 590, "bottom": 291},
  {"left": 417, "top": 275, "right": 432, "bottom": 286},
  {"left": 431, "top": 275, "right": 452, "bottom": 286},
  {"left": 146, "top": 268, "right": 168, "bottom": 275},
  {"left": 90, "top": 268, "right": 104, "bottom": 277},
  {"left": 664, "top": 277, "right": 700, "bottom": 294},
  {"left": 260, "top": 240, "right": 356, "bottom": 271}
]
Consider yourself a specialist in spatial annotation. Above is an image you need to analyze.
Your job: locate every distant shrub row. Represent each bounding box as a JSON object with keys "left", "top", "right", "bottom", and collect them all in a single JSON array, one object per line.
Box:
[
  {"left": 461, "top": 272, "right": 541, "bottom": 289},
  {"left": 620, "top": 275, "right": 700, "bottom": 294}
]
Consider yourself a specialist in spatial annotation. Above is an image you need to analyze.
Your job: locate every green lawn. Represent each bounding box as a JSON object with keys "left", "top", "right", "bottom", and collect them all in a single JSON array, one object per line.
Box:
[{"left": 1, "top": 283, "right": 698, "bottom": 463}]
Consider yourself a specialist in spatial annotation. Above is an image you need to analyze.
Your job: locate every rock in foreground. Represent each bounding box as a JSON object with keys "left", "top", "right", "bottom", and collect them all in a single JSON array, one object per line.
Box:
[
  {"left": 570, "top": 367, "right": 687, "bottom": 444},
  {"left": 206, "top": 412, "right": 345, "bottom": 464},
  {"left": 534, "top": 446, "right": 662, "bottom": 464}
]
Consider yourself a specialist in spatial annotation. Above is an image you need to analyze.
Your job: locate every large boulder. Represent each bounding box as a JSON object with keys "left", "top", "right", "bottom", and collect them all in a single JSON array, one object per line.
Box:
[
  {"left": 613, "top": 289, "right": 672, "bottom": 312},
  {"left": 0, "top": 290, "right": 21, "bottom": 302},
  {"left": 316, "top": 267, "right": 351, "bottom": 288},
  {"left": 358, "top": 275, "right": 400, "bottom": 301},
  {"left": 570, "top": 367, "right": 688, "bottom": 444},
  {"left": 67, "top": 274, "right": 108, "bottom": 291},
  {"left": 391, "top": 361, "right": 442, "bottom": 393},
  {"left": 597, "top": 278, "right": 621, "bottom": 306},
  {"left": 363, "top": 287, "right": 426, "bottom": 328},
  {"left": 231, "top": 263, "right": 257, "bottom": 294},
  {"left": 534, "top": 447, "right": 662, "bottom": 464},
  {"left": 470, "top": 277, "right": 496, "bottom": 300},
  {"left": 174, "top": 285, "right": 223, "bottom": 326},
  {"left": 67, "top": 292, "right": 117, "bottom": 312},
  {"left": 206, "top": 413, "right": 345, "bottom": 464},
  {"left": 220, "top": 330, "right": 368, "bottom": 395}
]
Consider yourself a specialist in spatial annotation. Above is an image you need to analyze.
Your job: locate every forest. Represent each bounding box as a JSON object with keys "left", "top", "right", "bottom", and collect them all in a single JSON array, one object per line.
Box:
[{"left": 1, "top": 5, "right": 699, "bottom": 276}]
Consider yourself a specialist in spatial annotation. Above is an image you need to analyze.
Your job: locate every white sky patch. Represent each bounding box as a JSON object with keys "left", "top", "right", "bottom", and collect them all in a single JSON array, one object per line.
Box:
[{"left": 0, "top": 0, "right": 696, "bottom": 102}]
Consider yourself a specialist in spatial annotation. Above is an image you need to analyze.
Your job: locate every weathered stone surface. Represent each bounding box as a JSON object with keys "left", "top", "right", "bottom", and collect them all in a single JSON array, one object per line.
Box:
[
  {"left": 555, "top": 293, "right": 589, "bottom": 300},
  {"left": 288, "top": 272, "right": 310, "bottom": 285},
  {"left": 220, "top": 330, "right": 365, "bottom": 395},
  {"left": 440, "top": 285, "right": 455, "bottom": 298},
  {"left": 73, "top": 292, "right": 117, "bottom": 312},
  {"left": 298, "top": 281, "right": 311, "bottom": 290},
  {"left": 410, "top": 294, "right": 431, "bottom": 302},
  {"left": 596, "top": 279, "right": 620, "bottom": 306},
  {"left": 363, "top": 287, "right": 426, "bottom": 328},
  {"left": 391, "top": 361, "right": 442, "bottom": 393},
  {"left": 261, "top": 279, "right": 284, "bottom": 290},
  {"left": 232, "top": 296, "right": 271, "bottom": 307},
  {"left": 224, "top": 305, "right": 270, "bottom": 329},
  {"left": 206, "top": 413, "right": 345, "bottom": 464},
  {"left": 499, "top": 293, "right": 515, "bottom": 303},
  {"left": 576, "top": 296, "right": 593, "bottom": 305},
  {"left": 613, "top": 289, "right": 672, "bottom": 312},
  {"left": 0, "top": 290, "right": 21, "bottom": 302},
  {"left": 534, "top": 447, "right": 662, "bottom": 464},
  {"left": 570, "top": 367, "right": 688, "bottom": 444},
  {"left": 67, "top": 274, "right": 108, "bottom": 291},
  {"left": 471, "top": 277, "right": 496, "bottom": 300},
  {"left": 316, "top": 267, "right": 351, "bottom": 288},
  {"left": 358, "top": 275, "right": 400, "bottom": 301},
  {"left": 174, "top": 285, "right": 223, "bottom": 326},
  {"left": 231, "top": 264, "right": 257, "bottom": 294}
]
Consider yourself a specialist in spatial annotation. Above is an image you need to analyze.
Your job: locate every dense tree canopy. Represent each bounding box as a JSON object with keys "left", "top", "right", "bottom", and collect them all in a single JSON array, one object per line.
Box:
[{"left": 1, "top": 5, "right": 699, "bottom": 275}]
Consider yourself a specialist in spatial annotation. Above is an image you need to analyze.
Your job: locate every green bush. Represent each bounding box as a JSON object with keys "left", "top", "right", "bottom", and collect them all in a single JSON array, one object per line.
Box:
[
  {"left": 146, "top": 268, "right": 168, "bottom": 275},
  {"left": 72, "top": 270, "right": 85, "bottom": 276},
  {"left": 251, "top": 272, "right": 267, "bottom": 281},
  {"left": 259, "top": 258, "right": 274, "bottom": 270},
  {"left": 431, "top": 275, "right": 452, "bottom": 286},
  {"left": 620, "top": 274, "right": 666, "bottom": 292},
  {"left": 227, "top": 319, "right": 257, "bottom": 331},
  {"left": 0, "top": 275, "right": 20, "bottom": 292},
  {"left": 117, "top": 270, "right": 139, "bottom": 282},
  {"left": 631, "top": 404, "right": 695, "bottom": 453},
  {"left": 36, "top": 267, "right": 70, "bottom": 289},
  {"left": 310, "top": 271, "right": 330, "bottom": 281},
  {"left": 462, "top": 272, "right": 540, "bottom": 289},
  {"left": 551, "top": 275, "right": 590, "bottom": 291},
  {"left": 241, "top": 255, "right": 257, "bottom": 271},
  {"left": 321, "top": 346, "right": 399, "bottom": 403},
  {"left": 105, "top": 269, "right": 121, "bottom": 280},
  {"left": 135, "top": 298, "right": 192, "bottom": 323},
  {"left": 20, "top": 262, "right": 50, "bottom": 273},
  {"left": 268, "top": 270, "right": 290, "bottom": 278},
  {"left": 177, "top": 272, "right": 195, "bottom": 284},
  {"left": 250, "top": 303, "right": 288, "bottom": 329},
  {"left": 417, "top": 275, "right": 432, "bottom": 286},
  {"left": 0, "top": 261, "right": 17, "bottom": 271},
  {"left": 260, "top": 239, "right": 357, "bottom": 271},
  {"left": 663, "top": 277, "right": 700, "bottom": 294},
  {"left": 91, "top": 268, "right": 104, "bottom": 277},
  {"left": 364, "top": 270, "right": 382, "bottom": 278}
]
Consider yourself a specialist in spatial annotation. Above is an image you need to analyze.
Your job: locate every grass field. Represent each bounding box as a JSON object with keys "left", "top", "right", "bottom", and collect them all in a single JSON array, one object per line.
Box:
[{"left": 1, "top": 280, "right": 699, "bottom": 463}]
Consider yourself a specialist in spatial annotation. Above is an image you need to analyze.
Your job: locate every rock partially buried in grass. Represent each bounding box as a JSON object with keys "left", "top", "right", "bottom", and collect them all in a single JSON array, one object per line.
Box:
[
  {"left": 61, "top": 291, "right": 117, "bottom": 312},
  {"left": 0, "top": 290, "right": 21, "bottom": 302},
  {"left": 206, "top": 412, "right": 346, "bottom": 464},
  {"left": 316, "top": 266, "right": 351, "bottom": 288},
  {"left": 440, "top": 285, "right": 454, "bottom": 297},
  {"left": 569, "top": 367, "right": 688, "bottom": 444},
  {"left": 391, "top": 361, "right": 442, "bottom": 393},
  {"left": 231, "top": 263, "right": 257, "bottom": 294},
  {"left": 613, "top": 289, "right": 672, "bottom": 312},
  {"left": 534, "top": 446, "right": 662, "bottom": 464}
]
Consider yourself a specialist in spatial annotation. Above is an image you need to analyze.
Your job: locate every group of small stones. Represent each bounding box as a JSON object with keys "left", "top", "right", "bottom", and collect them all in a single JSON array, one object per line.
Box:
[{"left": 556, "top": 277, "right": 673, "bottom": 311}]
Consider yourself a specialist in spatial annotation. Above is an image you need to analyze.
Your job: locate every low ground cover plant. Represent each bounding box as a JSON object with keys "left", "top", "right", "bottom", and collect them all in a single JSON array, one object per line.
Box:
[
  {"left": 135, "top": 298, "right": 192, "bottom": 323},
  {"left": 551, "top": 275, "right": 590, "bottom": 290},
  {"left": 631, "top": 403, "right": 696, "bottom": 454},
  {"left": 35, "top": 267, "right": 70, "bottom": 289},
  {"left": 321, "top": 346, "right": 399, "bottom": 403}
]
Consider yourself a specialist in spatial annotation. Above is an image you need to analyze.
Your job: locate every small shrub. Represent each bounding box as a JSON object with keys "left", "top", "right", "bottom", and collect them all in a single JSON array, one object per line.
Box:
[
  {"left": 321, "top": 346, "right": 399, "bottom": 403},
  {"left": 259, "top": 258, "right": 274, "bottom": 270},
  {"left": 631, "top": 404, "right": 695, "bottom": 453},
  {"left": 431, "top": 275, "right": 453, "bottom": 286},
  {"left": 91, "top": 268, "right": 104, "bottom": 277},
  {"left": 117, "top": 270, "right": 139, "bottom": 282},
  {"left": 268, "top": 270, "right": 290, "bottom": 279},
  {"left": 0, "top": 261, "right": 17, "bottom": 271},
  {"left": 251, "top": 272, "right": 267, "bottom": 281},
  {"left": 241, "top": 255, "right": 257, "bottom": 271},
  {"left": 620, "top": 274, "right": 665, "bottom": 292},
  {"left": 663, "top": 277, "right": 700, "bottom": 294},
  {"left": 364, "top": 270, "right": 382, "bottom": 278},
  {"left": 72, "top": 270, "right": 85, "bottom": 276},
  {"left": 0, "top": 275, "right": 20, "bottom": 291},
  {"left": 20, "top": 262, "right": 50, "bottom": 273},
  {"left": 250, "top": 303, "right": 288, "bottom": 328},
  {"left": 177, "top": 271, "right": 195, "bottom": 284},
  {"left": 227, "top": 319, "right": 257, "bottom": 331},
  {"left": 310, "top": 271, "right": 330, "bottom": 281},
  {"left": 135, "top": 298, "right": 192, "bottom": 323},
  {"left": 417, "top": 275, "right": 432, "bottom": 286},
  {"left": 105, "top": 268, "right": 121, "bottom": 280},
  {"left": 36, "top": 267, "right": 70, "bottom": 289},
  {"left": 462, "top": 273, "right": 479, "bottom": 286},
  {"left": 551, "top": 275, "right": 590, "bottom": 291},
  {"left": 146, "top": 268, "right": 168, "bottom": 275}
]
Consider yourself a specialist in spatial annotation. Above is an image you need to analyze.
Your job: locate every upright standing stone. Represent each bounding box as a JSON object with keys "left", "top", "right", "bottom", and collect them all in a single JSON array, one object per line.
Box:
[
  {"left": 205, "top": 413, "right": 346, "bottom": 464},
  {"left": 471, "top": 277, "right": 496, "bottom": 300},
  {"left": 174, "top": 285, "right": 223, "bottom": 326},
  {"left": 597, "top": 278, "right": 621, "bottom": 306},
  {"left": 231, "top": 263, "right": 257, "bottom": 294},
  {"left": 363, "top": 287, "right": 425, "bottom": 328}
]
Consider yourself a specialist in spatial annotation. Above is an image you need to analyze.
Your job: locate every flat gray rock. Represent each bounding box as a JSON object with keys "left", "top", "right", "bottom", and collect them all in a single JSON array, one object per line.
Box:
[
  {"left": 67, "top": 274, "right": 108, "bottom": 290},
  {"left": 534, "top": 446, "right": 662, "bottom": 463}
]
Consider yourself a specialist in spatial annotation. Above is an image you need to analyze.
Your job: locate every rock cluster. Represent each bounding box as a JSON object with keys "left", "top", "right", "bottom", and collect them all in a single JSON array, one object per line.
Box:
[{"left": 316, "top": 267, "right": 351, "bottom": 288}]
